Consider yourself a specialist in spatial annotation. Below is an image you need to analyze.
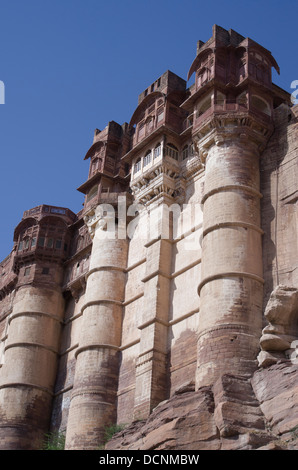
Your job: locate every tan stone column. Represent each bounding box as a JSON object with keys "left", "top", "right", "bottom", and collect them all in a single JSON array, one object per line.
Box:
[
  {"left": 133, "top": 202, "right": 172, "bottom": 420},
  {"left": 196, "top": 136, "right": 264, "bottom": 388},
  {"left": 65, "top": 207, "right": 128, "bottom": 449},
  {"left": 0, "top": 285, "right": 64, "bottom": 449}
]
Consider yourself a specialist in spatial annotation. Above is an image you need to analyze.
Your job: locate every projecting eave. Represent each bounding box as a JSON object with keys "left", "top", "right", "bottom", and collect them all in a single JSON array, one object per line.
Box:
[
  {"left": 13, "top": 217, "right": 37, "bottom": 242},
  {"left": 84, "top": 141, "right": 106, "bottom": 160},
  {"left": 245, "top": 38, "right": 280, "bottom": 75},
  {"left": 77, "top": 172, "right": 127, "bottom": 194},
  {"left": 187, "top": 47, "right": 214, "bottom": 81},
  {"left": 129, "top": 91, "right": 166, "bottom": 128},
  {"left": 187, "top": 40, "right": 280, "bottom": 83},
  {"left": 77, "top": 172, "right": 103, "bottom": 194}
]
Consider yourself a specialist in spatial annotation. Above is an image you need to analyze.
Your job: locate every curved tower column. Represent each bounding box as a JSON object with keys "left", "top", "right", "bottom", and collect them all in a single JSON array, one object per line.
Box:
[
  {"left": 0, "top": 206, "right": 73, "bottom": 450},
  {"left": 65, "top": 208, "right": 128, "bottom": 450},
  {"left": 183, "top": 23, "right": 284, "bottom": 390},
  {"left": 0, "top": 284, "right": 64, "bottom": 449},
  {"left": 196, "top": 132, "right": 266, "bottom": 389}
]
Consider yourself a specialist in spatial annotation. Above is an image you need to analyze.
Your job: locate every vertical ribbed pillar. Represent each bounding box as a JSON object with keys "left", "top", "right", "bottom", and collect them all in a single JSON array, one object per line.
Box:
[
  {"left": 133, "top": 202, "right": 172, "bottom": 420},
  {"left": 196, "top": 137, "right": 264, "bottom": 389},
  {"left": 0, "top": 286, "right": 64, "bottom": 449},
  {"left": 65, "top": 217, "right": 128, "bottom": 450}
]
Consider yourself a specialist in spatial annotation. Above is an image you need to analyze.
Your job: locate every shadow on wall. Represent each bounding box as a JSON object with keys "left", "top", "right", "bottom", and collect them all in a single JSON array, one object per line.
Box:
[{"left": 260, "top": 103, "right": 293, "bottom": 309}]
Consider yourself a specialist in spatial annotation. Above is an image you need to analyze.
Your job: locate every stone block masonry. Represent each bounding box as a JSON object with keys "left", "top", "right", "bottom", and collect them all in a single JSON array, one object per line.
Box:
[{"left": 0, "top": 25, "right": 297, "bottom": 450}]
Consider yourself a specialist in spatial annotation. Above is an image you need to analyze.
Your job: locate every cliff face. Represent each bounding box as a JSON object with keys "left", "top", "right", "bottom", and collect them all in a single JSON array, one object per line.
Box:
[
  {"left": 106, "top": 286, "right": 298, "bottom": 450},
  {"left": 106, "top": 286, "right": 298, "bottom": 451},
  {"left": 105, "top": 362, "right": 298, "bottom": 451}
]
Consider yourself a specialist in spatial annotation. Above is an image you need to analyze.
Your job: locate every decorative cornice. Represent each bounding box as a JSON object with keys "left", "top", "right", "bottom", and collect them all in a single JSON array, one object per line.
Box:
[
  {"left": 202, "top": 221, "right": 264, "bottom": 238},
  {"left": 131, "top": 168, "right": 178, "bottom": 205},
  {"left": 198, "top": 271, "right": 264, "bottom": 295},
  {"left": 193, "top": 111, "right": 274, "bottom": 162},
  {"left": 201, "top": 184, "right": 263, "bottom": 204}
]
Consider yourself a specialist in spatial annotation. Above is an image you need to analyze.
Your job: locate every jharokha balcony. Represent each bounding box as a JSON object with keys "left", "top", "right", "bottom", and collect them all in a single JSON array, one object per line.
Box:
[{"left": 188, "top": 95, "right": 274, "bottom": 135}]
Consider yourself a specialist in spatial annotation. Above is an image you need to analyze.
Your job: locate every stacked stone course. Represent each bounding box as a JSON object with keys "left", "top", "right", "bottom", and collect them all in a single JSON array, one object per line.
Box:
[{"left": 0, "top": 25, "right": 297, "bottom": 450}]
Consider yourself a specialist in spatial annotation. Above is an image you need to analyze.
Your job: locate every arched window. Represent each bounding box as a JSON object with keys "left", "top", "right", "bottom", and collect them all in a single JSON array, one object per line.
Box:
[
  {"left": 154, "top": 143, "right": 162, "bottom": 159},
  {"left": 90, "top": 157, "right": 101, "bottom": 177},
  {"left": 216, "top": 91, "right": 226, "bottom": 107},
  {"left": 197, "top": 96, "right": 212, "bottom": 116},
  {"left": 138, "top": 121, "right": 145, "bottom": 139},
  {"left": 156, "top": 107, "right": 164, "bottom": 123},
  {"left": 251, "top": 95, "right": 271, "bottom": 116},
  {"left": 134, "top": 158, "right": 141, "bottom": 174},
  {"left": 237, "top": 91, "right": 247, "bottom": 106},
  {"left": 165, "top": 143, "right": 179, "bottom": 161},
  {"left": 143, "top": 150, "right": 152, "bottom": 167},
  {"left": 146, "top": 116, "right": 154, "bottom": 133},
  {"left": 197, "top": 67, "right": 210, "bottom": 88},
  {"left": 87, "top": 185, "right": 98, "bottom": 202},
  {"left": 182, "top": 145, "right": 188, "bottom": 160},
  {"left": 182, "top": 143, "right": 194, "bottom": 160}
]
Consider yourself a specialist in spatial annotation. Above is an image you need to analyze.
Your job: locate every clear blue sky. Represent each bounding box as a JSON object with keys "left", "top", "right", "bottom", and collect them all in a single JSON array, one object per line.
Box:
[{"left": 0, "top": 0, "right": 297, "bottom": 261}]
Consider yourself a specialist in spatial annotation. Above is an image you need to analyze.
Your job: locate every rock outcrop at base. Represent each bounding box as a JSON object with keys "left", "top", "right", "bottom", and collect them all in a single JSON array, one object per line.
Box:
[
  {"left": 258, "top": 286, "right": 298, "bottom": 367},
  {"left": 105, "top": 363, "right": 298, "bottom": 451}
]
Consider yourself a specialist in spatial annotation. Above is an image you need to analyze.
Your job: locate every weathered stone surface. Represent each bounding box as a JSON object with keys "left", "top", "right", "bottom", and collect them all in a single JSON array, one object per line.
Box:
[
  {"left": 221, "top": 432, "right": 274, "bottom": 450},
  {"left": 258, "top": 286, "right": 298, "bottom": 366},
  {"left": 213, "top": 374, "right": 266, "bottom": 437},
  {"left": 0, "top": 25, "right": 297, "bottom": 450},
  {"left": 106, "top": 387, "right": 220, "bottom": 450},
  {"left": 106, "top": 366, "right": 298, "bottom": 451},
  {"left": 251, "top": 362, "right": 298, "bottom": 437}
]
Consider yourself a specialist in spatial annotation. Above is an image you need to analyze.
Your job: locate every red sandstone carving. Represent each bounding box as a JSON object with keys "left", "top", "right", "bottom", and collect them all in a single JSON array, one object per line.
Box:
[{"left": 0, "top": 25, "right": 297, "bottom": 450}]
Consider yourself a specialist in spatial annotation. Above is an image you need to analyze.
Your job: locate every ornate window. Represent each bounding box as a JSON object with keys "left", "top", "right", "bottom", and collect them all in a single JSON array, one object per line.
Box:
[
  {"left": 165, "top": 143, "right": 179, "bottom": 161},
  {"left": 24, "top": 267, "right": 31, "bottom": 276},
  {"left": 146, "top": 117, "right": 154, "bottom": 132},
  {"left": 38, "top": 237, "right": 45, "bottom": 247},
  {"left": 134, "top": 158, "right": 141, "bottom": 174},
  {"left": 216, "top": 91, "right": 226, "bottom": 106},
  {"left": 197, "top": 96, "right": 212, "bottom": 116},
  {"left": 182, "top": 145, "right": 189, "bottom": 160},
  {"left": 143, "top": 150, "right": 152, "bottom": 167},
  {"left": 90, "top": 157, "right": 101, "bottom": 177},
  {"left": 197, "top": 67, "right": 210, "bottom": 87},
  {"left": 251, "top": 95, "right": 271, "bottom": 115},
  {"left": 138, "top": 121, "right": 145, "bottom": 138},
  {"left": 87, "top": 185, "right": 98, "bottom": 202},
  {"left": 154, "top": 143, "right": 161, "bottom": 158},
  {"left": 182, "top": 143, "right": 194, "bottom": 160},
  {"left": 157, "top": 106, "right": 164, "bottom": 123}
]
